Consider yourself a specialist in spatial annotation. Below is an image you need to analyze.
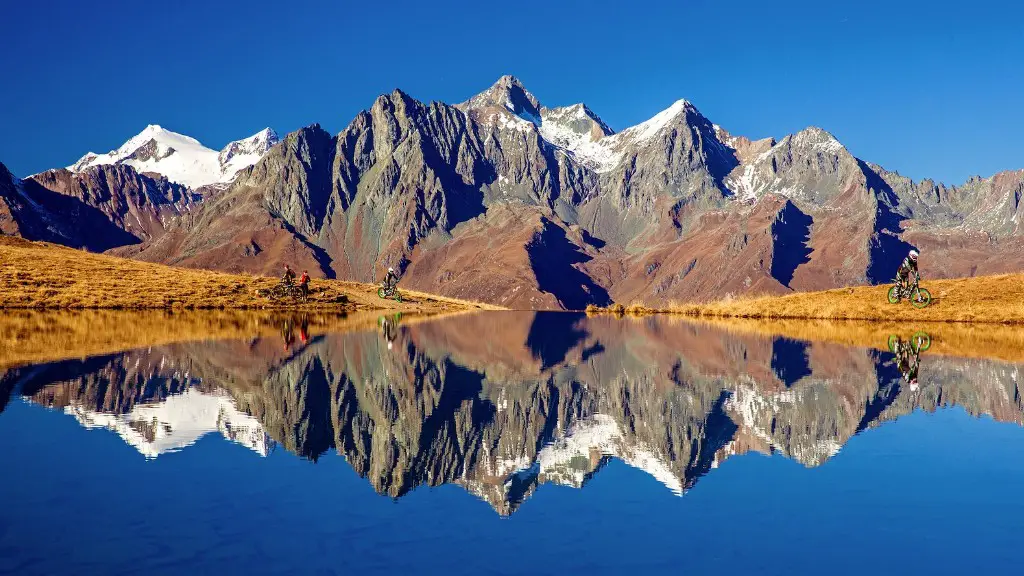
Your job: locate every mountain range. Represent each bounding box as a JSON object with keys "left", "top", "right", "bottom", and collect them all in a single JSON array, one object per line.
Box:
[{"left": 2, "top": 76, "right": 1022, "bottom": 308}]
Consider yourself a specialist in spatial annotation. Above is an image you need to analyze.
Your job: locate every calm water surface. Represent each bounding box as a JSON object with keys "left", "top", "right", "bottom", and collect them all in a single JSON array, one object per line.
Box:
[{"left": 1, "top": 312, "right": 1023, "bottom": 575}]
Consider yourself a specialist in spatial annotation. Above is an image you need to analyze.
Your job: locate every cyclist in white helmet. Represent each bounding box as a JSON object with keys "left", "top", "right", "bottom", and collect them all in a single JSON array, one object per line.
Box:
[
  {"left": 383, "top": 266, "right": 399, "bottom": 291},
  {"left": 895, "top": 249, "right": 920, "bottom": 292}
]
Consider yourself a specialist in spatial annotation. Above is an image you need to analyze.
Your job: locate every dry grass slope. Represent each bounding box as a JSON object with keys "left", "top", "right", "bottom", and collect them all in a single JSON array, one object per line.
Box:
[
  {"left": 0, "top": 236, "right": 500, "bottom": 313},
  {"left": 591, "top": 274, "right": 1024, "bottom": 324}
]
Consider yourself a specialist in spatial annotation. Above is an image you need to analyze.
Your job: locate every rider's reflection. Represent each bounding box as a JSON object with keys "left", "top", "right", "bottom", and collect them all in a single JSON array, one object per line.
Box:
[
  {"left": 379, "top": 313, "right": 401, "bottom": 350},
  {"left": 281, "top": 315, "right": 312, "bottom": 351},
  {"left": 888, "top": 332, "right": 930, "bottom": 392},
  {"left": 282, "top": 318, "right": 296, "bottom": 351}
]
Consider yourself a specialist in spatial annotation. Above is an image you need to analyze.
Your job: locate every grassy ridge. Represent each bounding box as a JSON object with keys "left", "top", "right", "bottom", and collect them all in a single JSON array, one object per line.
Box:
[
  {"left": 0, "top": 236, "right": 497, "bottom": 312},
  {"left": 590, "top": 273, "right": 1024, "bottom": 324}
]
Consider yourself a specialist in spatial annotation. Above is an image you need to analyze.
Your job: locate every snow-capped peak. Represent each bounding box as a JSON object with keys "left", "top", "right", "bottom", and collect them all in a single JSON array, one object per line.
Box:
[
  {"left": 619, "top": 99, "right": 693, "bottom": 142},
  {"left": 218, "top": 128, "right": 280, "bottom": 177},
  {"left": 68, "top": 125, "right": 279, "bottom": 189}
]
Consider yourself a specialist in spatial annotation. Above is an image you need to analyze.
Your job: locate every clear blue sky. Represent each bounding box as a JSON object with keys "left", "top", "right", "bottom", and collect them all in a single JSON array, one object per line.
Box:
[{"left": 1, "top": 0, "right": 1021, "bottom": 184}]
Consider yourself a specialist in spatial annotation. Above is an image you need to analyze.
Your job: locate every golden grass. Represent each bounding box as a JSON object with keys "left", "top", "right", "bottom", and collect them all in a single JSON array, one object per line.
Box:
[
  {"left": 592, "top": 273, "right": 1024, "bottom": 324},
  {"left": 0, "top": 237, "right": 500, "bottom": 313}
]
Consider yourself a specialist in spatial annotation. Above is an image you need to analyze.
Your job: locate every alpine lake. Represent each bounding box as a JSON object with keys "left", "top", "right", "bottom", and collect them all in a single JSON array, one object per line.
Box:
[{"left": 1, "top": 310, "right": 1022, "bottom": 575}]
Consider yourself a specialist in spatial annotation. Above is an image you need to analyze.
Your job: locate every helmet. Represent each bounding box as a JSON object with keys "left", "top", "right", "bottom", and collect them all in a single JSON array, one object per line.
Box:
[
  {"left": 909, "top": 249, "right": 919, "bottom": 261},
  {"left": 388, "top": 267, "right": 395, "bottom": 273}
]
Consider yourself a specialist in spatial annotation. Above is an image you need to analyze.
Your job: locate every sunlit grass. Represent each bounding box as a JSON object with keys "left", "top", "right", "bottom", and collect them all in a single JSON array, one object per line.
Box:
[
  {"left": 0, "top": 237, "right": 500, "bottom": 312},
  {"left": 589, "top": 275, "right": 1024, "bottom": 324}
]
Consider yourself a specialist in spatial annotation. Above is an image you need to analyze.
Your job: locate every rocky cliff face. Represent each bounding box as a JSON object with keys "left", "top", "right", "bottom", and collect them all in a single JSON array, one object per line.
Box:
[
  {"left": 0, "top": 160, "right": 198, "bottom": 251},
  {"left": 4, "top": 77, "right": 1023, "bottom": 307},
  {"left": 7, "top": 313, "right": 1023, "bottom": 515}
]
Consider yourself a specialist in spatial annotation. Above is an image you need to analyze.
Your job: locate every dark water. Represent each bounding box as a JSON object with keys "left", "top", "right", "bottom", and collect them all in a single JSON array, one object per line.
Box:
[{"left": 1, "top": 312, "right": 1023, "bottom": 575}]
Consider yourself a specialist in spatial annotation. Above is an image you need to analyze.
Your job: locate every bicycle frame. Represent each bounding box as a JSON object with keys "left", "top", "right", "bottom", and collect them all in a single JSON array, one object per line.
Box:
[{"left": 894, "top": 273, "right": 921, "bottom": 298}]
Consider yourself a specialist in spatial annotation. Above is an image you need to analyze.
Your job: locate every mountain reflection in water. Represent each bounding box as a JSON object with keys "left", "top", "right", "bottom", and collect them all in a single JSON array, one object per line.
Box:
[{"left": 1, "top": 312, "right": 1021, "bottom": 516}]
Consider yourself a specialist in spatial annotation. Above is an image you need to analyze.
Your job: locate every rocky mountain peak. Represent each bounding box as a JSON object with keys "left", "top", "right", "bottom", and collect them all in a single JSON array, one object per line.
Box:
[
  {"left": 372, "top": 89, "right": 420, "bottom": 116},
  {"left": 459, "top": 75, "right": 542, "bottom": 121},
  {"left": 788, "top": 126, "right": 846, "bottom": 155}
]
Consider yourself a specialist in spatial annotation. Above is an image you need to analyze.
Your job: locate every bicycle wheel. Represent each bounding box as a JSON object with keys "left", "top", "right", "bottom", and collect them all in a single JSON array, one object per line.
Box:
[
  {"left": 911, "top": 287, "right": 931, "bottom": 309},
  {"left": 887, "top": 334, "right": 900, "bottom": 354},
  {"left": 395, "top": 292, "right": 403, "bottom": 303},
  {"left": 378, "top": 287, "right": 387, "bottom": 299},
  {"left": 911, "top": 331, "right": 932, "bottom": 352},
  {"left": 887, "top": 285, "right": 901, "bottom": 304}
]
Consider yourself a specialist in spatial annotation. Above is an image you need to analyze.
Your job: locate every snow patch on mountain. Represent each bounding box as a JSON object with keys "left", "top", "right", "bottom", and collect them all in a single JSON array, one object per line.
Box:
[
  {"left": 64, "top": 387, "right": 274, "bottom": 458},
  {"left": 465, "top": 82, "right": 697, "bottom": 174},
  {"left": 724, "top": 147, "right": 778, "bottom": 201},
  {"left": 541, "top": 99, "right": 693, "bottom": 172},
  {"left": 537, "top": 110, "right": 615, "bottom": 172},
  {"left": 69, "top": 125, "right": 279, "bottom": 189},
  {"left": 496, "top": 112, "right": 536, "bottom": 133}
]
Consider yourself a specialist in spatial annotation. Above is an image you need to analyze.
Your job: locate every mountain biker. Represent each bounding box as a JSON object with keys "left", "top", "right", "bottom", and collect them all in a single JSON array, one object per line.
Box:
[
  {"left": 895, "top": 249, "right": 919, "bottom": 292},
  {"left": 299, "top": 270, "right": 311, "bottom": 297},
  {"left": 282, "top": 264, "right": 297, "bottom": 286},
  {"left": 383, "top": 266, "right": 399, "bottom": 291}
]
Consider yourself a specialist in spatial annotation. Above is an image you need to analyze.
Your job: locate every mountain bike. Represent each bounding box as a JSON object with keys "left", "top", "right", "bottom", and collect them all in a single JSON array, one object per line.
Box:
[
  {"left": 257, "top": 282, "right": 309, "bottom": 303},
  {"left": 377, "top": 283, "right": 403, "bottom": 303},
  {"left": 886, "top": 274, "right": 931, "bottom": 309}
]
